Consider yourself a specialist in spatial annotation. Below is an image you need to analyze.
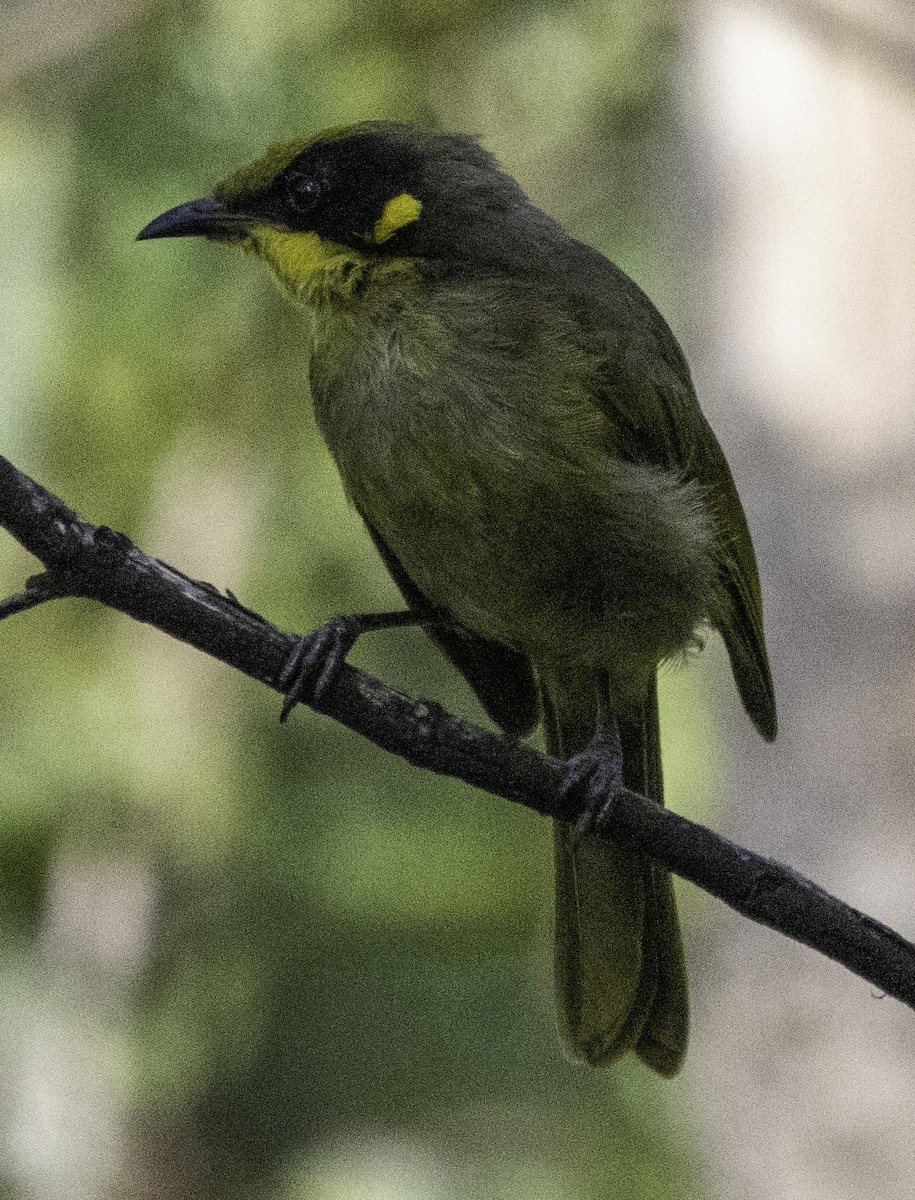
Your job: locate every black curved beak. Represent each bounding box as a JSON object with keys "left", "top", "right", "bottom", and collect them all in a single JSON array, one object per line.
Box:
[{"left": 137, "top": 197, "right": 253, "bottom": 241}]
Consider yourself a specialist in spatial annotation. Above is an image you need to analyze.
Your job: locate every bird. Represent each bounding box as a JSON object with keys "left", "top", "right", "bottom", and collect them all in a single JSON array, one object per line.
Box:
[{"left": 138, "top": 121, "right": 776, "bottom": 1077}]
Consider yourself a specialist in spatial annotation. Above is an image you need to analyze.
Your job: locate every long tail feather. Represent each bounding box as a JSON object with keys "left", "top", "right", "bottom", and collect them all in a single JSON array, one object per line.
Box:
[{"left": 544, "top": 668, "right": 689, "bottom": 1075}]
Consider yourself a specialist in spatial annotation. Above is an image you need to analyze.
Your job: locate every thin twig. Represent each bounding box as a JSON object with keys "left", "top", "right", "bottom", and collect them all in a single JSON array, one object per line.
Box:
[{"left": 0, "top": 452, "right": 913, "bottom": 1008}]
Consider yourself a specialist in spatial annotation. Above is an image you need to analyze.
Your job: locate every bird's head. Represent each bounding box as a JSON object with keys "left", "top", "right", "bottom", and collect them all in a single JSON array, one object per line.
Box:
[{"left": 138, "top": 121, "right": 553, "bottom": 297}]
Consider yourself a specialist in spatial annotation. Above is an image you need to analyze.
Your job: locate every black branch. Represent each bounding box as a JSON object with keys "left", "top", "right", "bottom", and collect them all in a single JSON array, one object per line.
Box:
[{"left": 1, "top": 452, "right": 914, "bottom": 1009}]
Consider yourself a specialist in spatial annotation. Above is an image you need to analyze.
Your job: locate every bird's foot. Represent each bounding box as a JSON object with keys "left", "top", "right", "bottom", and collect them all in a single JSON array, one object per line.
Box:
[
  {"left": 277, "top": 608, "right": 444, "bottom": 723},
  {"left": 560, "top": 702, "right": 626, "bottom": 841}
]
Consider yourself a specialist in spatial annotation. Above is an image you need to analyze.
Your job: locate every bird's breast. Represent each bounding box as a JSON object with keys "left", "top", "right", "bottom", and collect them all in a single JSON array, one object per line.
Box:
[
  {"left": 310, "top": 291, "right": 527, "bottom": 523},
  {"left": 304, "top": 278, "right": 717, "bottom": 676}
]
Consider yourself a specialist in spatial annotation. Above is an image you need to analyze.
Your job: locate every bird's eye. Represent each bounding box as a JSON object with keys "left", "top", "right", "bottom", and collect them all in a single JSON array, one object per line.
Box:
[{"left": 285, "top": 173, "right": 323, "bottom": 215}]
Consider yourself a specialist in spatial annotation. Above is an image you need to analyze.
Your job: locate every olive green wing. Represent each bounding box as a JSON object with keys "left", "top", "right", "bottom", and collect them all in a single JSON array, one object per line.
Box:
[
  {"left": 361, "top": 517, "right": 540, "bottom": 737},
  {"left": 579, "top": 280, "right": 776, "bottom": 741}
]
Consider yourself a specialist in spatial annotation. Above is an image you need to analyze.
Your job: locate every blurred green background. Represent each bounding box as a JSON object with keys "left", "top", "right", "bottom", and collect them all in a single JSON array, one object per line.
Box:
[{"left": 0, "top": 3, "right": 721, "bottom": 1197}]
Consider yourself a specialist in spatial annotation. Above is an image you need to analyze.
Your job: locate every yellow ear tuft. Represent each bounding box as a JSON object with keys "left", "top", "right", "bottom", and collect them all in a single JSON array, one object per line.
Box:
[{"left": 373, "top": 193, "right": 422, "bottom": 244}]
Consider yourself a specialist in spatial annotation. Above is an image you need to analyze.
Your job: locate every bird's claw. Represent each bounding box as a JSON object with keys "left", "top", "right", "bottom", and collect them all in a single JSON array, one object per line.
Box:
[
  {"left": 561, "top": 729, "right": 626, "bottom": 843},
  {"left": 278, "top": 615, "right": 360, "bottom": 722},
  {"left": 277, "top": 608, "right": 447, "bottom": 724}
]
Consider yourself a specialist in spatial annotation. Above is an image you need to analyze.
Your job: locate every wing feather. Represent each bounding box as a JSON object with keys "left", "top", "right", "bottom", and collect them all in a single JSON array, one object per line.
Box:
[
  {"left": 361, "top": 517, "right": 540, "bottom": 737},
  {"left": 572, "top": 272, "right": 776, "bottom": 740}
]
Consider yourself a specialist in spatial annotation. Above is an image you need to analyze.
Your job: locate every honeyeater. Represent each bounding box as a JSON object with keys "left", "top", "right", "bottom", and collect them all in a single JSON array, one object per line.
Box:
[{"left": 139, "top": 121, "right": 776, "bottom": 1077}]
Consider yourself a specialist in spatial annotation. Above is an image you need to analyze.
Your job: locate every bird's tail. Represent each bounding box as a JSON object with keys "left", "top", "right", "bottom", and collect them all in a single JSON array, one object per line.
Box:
[{"left": 542, "top": 666, "right": 689, "bottom": 1076}]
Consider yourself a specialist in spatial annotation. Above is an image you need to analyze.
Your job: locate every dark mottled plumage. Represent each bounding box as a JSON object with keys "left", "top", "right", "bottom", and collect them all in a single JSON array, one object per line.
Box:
[{"left": 139, "top": 121, "right": 776, "bottom": 1076}]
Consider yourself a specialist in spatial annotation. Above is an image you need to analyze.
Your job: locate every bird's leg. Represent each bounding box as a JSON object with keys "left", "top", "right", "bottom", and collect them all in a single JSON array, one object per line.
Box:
[
  {"left": 561, "top": 677, "right": 627, "bottom": 840},
  {"left": 278, "top": 608, "right": 448, "bottom": 722}
]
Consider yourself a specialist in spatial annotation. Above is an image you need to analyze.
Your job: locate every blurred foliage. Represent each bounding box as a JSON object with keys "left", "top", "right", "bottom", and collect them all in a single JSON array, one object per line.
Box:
[{"left": 0, "top": 1, "right": 715, "bottom": 1197}]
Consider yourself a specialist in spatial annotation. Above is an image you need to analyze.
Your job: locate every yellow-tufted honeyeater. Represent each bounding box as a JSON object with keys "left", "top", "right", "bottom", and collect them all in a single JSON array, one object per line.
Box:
[{"left": 139, "top": 122, "right": 776, "bottom": 1077}]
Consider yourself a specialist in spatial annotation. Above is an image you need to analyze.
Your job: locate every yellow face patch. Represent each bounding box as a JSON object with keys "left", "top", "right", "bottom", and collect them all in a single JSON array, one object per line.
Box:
[
  {"left": 246, "top": 225, "right": 364, "bottom": 298},
  {"left": 373, "top": 193, "right": 422, "bottom": 244}
]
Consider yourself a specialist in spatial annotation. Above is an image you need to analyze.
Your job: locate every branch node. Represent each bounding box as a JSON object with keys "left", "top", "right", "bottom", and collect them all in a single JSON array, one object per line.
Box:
[
  {"left": 92, "top": 525, "right": 134, "bottom": 561},
  {"left": 0, "top": 568, "right": 82, "bottom": 621}
]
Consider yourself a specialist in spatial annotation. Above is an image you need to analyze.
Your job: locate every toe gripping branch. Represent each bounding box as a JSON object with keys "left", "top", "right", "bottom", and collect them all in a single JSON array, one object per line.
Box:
[
  {"left": 559, "top": 689, "right": 630, "bottom": 839},
  {"left": 277, "top": 608, "right": 448, "bottom": 723}
]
